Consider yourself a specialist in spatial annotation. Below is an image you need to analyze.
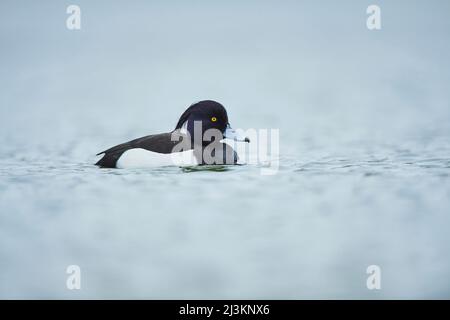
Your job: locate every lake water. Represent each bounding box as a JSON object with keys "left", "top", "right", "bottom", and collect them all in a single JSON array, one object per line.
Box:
[{"left": 1, "top": 0, "right": 450, "bottom": 299}]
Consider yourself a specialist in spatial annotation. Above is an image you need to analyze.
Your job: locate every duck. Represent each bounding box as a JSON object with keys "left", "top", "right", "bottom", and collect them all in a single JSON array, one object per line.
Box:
[{"left": 95, "top": 100, "right": 250, "bottom": 168}]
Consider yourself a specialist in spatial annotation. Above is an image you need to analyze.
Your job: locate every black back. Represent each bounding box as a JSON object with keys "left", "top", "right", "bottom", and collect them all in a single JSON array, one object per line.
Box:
[{"left": 95, "top": 132, "right": 181, "bottom": 168}]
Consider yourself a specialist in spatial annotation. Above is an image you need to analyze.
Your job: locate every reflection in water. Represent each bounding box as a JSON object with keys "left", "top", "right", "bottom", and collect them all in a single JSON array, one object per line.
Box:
[{"left": 181, "top": 165, "right": 235, "bottom": 173}]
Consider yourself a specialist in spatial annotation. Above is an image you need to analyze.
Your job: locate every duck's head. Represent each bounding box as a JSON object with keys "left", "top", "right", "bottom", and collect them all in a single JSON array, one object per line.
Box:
[{"left": 175, "top": 100, "right": 250, "bottom": 145}]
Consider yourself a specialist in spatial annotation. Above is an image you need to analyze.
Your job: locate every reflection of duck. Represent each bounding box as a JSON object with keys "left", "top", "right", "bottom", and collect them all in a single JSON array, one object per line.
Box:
[{"left": 95, "top": 100, "right": 249, "bottom": 168}]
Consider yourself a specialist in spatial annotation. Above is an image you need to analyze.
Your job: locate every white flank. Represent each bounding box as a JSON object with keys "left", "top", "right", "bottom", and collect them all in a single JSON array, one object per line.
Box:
[{"left": 116, "top": 148, "right": 198, "bottom": 168}]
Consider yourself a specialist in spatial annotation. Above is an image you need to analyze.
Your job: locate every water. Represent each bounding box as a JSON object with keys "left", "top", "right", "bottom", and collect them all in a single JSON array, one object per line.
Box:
[
  {"left": 1, "top": 137, "right": 449, "bottom": 299},
  {"left": 1, "top": 0, "right": 450, "bottom": 299}
]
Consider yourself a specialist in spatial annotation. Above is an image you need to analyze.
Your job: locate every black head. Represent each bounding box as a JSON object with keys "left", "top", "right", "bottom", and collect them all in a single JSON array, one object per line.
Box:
[
  {"left": 175, "top": 100, "right": 229, "bottom": 133},
  {"left": 174, "top": 100, "right": 229, "bottom": 144},
  {"left": 174, "top": 100, "right": 249, "bottom": 146}
]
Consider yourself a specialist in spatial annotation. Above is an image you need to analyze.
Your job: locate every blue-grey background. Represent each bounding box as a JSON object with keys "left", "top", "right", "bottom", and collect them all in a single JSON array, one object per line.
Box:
[{"left": 1, "top": 0, "right": 450, "bottom": 298}]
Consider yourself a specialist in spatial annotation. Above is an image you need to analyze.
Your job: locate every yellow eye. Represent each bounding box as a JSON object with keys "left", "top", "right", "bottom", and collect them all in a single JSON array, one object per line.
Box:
[{"left": 211, "top": 117, "right": 217, "bottom": 122}]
